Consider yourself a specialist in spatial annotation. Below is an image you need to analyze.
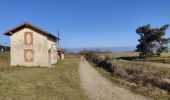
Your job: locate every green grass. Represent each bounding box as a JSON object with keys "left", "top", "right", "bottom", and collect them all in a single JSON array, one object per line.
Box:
[
  {"left": 137, "top": 57, "right": 170, "bottom": 64},
  {"left": 107, "top": 51, "right": 170, "bottom": 64},
  {"left": 108, "top": 51, "right": 170, "bottom": 58},
  {"left": 110, "top": 52, "right": 139, "bottom": 58},
  {"left": 0, "top": 54, "right": 87, "bottom": 100}
]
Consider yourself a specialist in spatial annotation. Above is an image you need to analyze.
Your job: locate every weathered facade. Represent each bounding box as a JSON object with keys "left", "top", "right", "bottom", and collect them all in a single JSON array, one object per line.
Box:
[
  {"left": 57, "top": 51, "right": 64, "bottom": 60},
  {"left": 4, "top": 22, "right": 59, "bottom": 67}
]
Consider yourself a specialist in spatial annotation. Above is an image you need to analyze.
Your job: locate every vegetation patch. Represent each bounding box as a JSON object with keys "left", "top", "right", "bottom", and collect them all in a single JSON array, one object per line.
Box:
[
  {"left": 0, "top": 52, "right": 10, "bottom": 70},
  {"left": 84, "top": 51, "right": 170, "bottom": 99},
  {"left": 0, "top": 54, "right": 87, "bottom": 100},
  {"left": 112, "top": 52, "right": 170, "bottom": 64}
]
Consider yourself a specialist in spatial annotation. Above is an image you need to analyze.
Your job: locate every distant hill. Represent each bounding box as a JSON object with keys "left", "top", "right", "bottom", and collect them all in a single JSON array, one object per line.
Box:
[{"left": 64, "top": 47, "right": 136, "bottom": 53}]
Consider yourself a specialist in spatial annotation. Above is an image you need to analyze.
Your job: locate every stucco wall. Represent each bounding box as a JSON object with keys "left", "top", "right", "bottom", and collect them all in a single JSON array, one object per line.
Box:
[
  {"left": 47, "top": 38, "right": 57, "bottom": 64},
  {"left": 57, "top": 52, "right": 64, "bottom": 60},
  {"left": 61, "top": 53, "right": 64, "bottom": 60},
  {"left": 10, "top": 27, "right": 49, "bottom": 66}
]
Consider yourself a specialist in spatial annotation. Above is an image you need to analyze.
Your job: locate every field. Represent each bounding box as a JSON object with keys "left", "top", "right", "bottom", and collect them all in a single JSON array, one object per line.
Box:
[
  {"left": 1, "top": 51, "right": 170, "bottom": 100},
  {"left": 0, "top": 52, "right": 87, "bottom": 100},
  {"left": 110, "top": 52, "right": 170, "bottom": 64},
  {"left": 109, "top": 51, "right": 170, "bottom": 58},
  {"left": 85, "top": 51, "right": 170, "bottom": 99}
]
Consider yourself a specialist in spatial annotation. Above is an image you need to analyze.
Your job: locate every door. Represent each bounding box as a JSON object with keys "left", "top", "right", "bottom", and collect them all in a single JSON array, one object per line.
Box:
[{"left": 48, "top": 50, "right": 51, "bottom": 64}]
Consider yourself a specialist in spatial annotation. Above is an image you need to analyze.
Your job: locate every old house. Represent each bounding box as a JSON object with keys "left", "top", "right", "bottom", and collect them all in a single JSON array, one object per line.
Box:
[
  {"left": 57, "top": 50, "right": 64, "bottom": 60},
  {"left": 4, "top": 22, "right": 60, "bottom": 67}
]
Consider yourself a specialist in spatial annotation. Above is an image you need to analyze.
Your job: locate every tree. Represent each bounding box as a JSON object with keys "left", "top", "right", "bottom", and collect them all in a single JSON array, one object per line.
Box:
[{"left": 136, "top": 24, "right": 169, "bottom": 58}]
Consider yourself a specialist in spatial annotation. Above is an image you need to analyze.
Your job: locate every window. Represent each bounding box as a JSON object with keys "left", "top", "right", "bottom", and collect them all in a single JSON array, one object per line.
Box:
[
  {"left": 24, "top": 49, "right": 34, "bottom": 62},
  {"left": 24, "top": 32, "right": 33, "bottom": 45}
]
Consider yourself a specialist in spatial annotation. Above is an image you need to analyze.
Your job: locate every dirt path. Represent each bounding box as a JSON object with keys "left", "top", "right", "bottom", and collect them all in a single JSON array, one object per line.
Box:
[{"left": 79, "top": 57, "right": 150, "bottom": 100}]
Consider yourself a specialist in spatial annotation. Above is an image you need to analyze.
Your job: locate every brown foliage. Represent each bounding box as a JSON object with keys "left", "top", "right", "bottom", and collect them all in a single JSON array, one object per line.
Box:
[{"left": 85, "top": 52, "right": 170, "bottom": 92}]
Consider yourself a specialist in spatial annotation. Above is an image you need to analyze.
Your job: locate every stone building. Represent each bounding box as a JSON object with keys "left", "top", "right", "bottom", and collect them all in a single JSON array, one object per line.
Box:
[
  {"left": 4, "top": 22, "right": 59, "bottom": 67},
  {"left": 57, "top": 50, "right": 64, "bottom": 60}
]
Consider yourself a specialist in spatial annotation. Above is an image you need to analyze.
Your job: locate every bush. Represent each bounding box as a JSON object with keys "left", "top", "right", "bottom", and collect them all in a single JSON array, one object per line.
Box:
[{"left": 84, "top": 52, "right": 170, "bottom": 92}]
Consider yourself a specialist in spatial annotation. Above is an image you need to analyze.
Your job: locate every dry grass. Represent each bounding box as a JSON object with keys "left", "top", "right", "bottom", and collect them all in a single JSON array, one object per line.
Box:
[
  {"left": 109, "top": 52, "right": 170, "bottom": 58},
  {"left": 105, "top": 51, "right": 170, "bottom": 66},
  {"left": 0, "top": 53, "right": 87, "bottom": 100},
  {"left": 111, "top": 52, "right": 139, "bottom": 58},
  {"left": 94, "top": 65, "right": 170, "bottom": 100},
  {"left": 0, "top": 52, "right": 10, "bottom": 70},
  {"left": 89, "top": 60, "right": 170, "bottom": 100},
  {"left": 86, "top": 52, "right": 170, "bottom": 100}
]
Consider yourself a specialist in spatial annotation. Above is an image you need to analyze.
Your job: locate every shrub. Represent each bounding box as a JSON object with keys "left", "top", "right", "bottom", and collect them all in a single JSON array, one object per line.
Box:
[{"left": 84, "top": 52, "right": 170, "bottom": 92}]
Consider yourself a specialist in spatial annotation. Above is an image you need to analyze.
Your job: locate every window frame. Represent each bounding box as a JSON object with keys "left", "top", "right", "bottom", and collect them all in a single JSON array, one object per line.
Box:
[
  {"left": 24, "top": 32, "right": 33, "bottom": 45},
  {"left": 24, "top": 49, "right": 34, "bottom": 62}
]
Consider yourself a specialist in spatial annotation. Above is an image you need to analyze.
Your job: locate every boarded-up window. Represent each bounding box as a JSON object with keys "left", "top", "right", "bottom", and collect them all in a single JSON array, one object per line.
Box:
[
  {"left": 24, "top": 32, "right": 33, "bottom": 45},
  {"left": 24, "top": 49, "right": 34, "bottom": 62}
]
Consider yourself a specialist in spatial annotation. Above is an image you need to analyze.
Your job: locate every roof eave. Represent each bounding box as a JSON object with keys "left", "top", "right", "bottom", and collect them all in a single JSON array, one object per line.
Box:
[{"left": 3, "top": 22, "right": 59, "bottom": 40}]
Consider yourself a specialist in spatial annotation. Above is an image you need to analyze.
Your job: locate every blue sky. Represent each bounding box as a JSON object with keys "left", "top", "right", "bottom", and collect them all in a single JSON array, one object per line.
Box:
[{"left": 0, "top": 0, "right": 170, "bottom": 48}]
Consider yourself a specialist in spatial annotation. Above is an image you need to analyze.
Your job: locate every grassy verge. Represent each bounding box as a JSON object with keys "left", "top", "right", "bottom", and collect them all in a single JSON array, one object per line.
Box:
[
  {"left": 89, "top": 61, "right": 170, "bottom": 100},
  {"left": 84, "top": 51, "right": 170, "bottom": 99},
  {"left": 108, "top": 51, "right": 170, "bottom": 64},
  {"left": 137, "top": 58, "right": 170, "bottom": 64},
  {"left": 109, "top": 52, "right": 170, "bottom": 58},
  {"left": 0, "top": 52, "right": 10, "bottom": 70},
  {"left": 0, "top": 54, "right": 87, "bottom": 100}
]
